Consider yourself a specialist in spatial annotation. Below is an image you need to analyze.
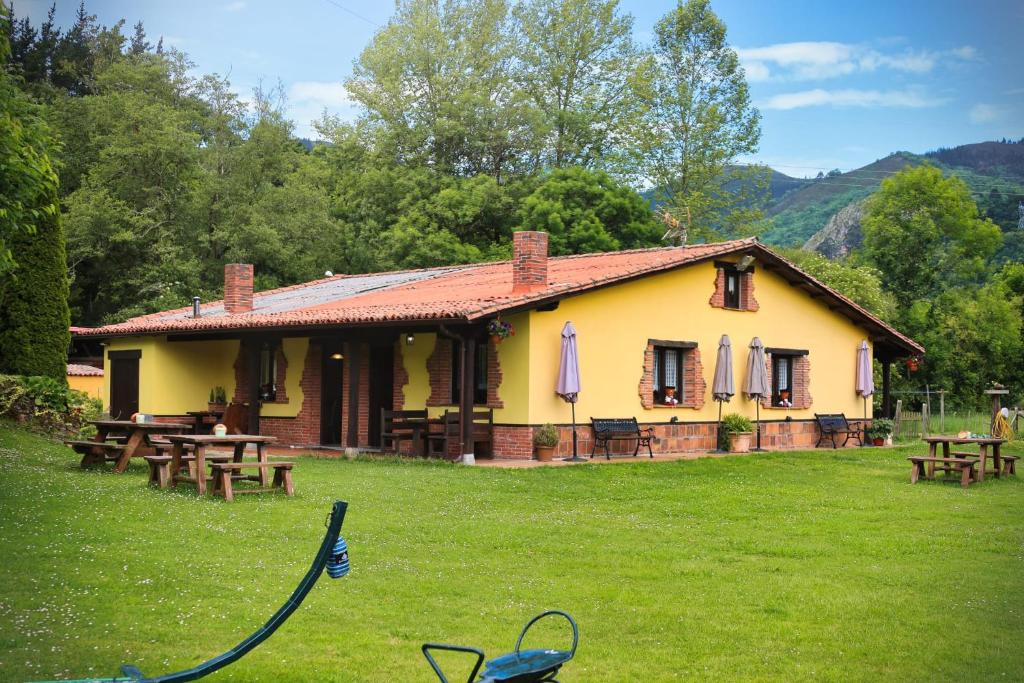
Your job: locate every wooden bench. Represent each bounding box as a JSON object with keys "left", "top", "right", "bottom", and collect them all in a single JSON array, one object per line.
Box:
[
  {"left": 425, "top": 409, "right": 494, "bottom": 460},
  {"left": 1001, "top": 454, "right": 1019, "bottom": 476},
  {"left": 908, "top": 456, "right": 977, "bottom": 487},
  {"left": 590, "top": 418, "right": 654, "bottom": 460},
  {"left": 64, "top": 440, "right": 126, "bottom": 468},
  {"left": 814, "top": 413, "right": 863, "bottom": 449},
  {"left": 209, "top": 462, "right": 295, "bottom": 502},
  {"left": 144, "top": 453, "right": 230, "bottom": 488},
  {"left": 381, "top": 409, "right": 429, "bottom": 455}
]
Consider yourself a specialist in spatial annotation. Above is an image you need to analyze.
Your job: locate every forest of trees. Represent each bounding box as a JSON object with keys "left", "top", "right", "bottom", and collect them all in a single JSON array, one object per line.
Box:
[{"left": 2, "top": 0, "right": 1021, "bottom": 408}]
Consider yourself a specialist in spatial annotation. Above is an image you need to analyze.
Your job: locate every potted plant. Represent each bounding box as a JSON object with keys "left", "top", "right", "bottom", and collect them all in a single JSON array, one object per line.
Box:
[
  {"left": 721, "top": 413, "right": 755, "bottom": 453},
  {"left": 487, "top": 319, "right": 514, "bottom": 345},
  {"left": 208, "top": 386, "right": 227, "bottom": 413},
  {"left": 533, "top": 423, "right": 559, "bottom": 462},
  {"left": 866, "top": 418, "right": 893, "bottom": 446}
]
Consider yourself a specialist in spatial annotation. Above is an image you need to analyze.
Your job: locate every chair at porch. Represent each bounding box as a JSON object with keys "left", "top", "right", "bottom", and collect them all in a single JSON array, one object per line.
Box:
[
  {"left": 425, "top": 409, "right": 494, "bottom": 460},
  {"left": 223, "top": 402, "right": 249, "bottom": 435},
  {"left": 381, "top": 409, "right": 429, "bottom": 455}
]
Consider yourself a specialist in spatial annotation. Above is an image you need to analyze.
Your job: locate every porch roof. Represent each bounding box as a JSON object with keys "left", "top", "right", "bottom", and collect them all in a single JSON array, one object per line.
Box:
[{"left": 73, "top": 238, "right": 923, "bottom": 357}]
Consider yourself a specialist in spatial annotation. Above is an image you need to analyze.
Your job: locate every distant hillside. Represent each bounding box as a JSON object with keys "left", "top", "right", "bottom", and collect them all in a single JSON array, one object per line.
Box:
[{"left": 764, "top": 141, "right": 1024, "bottom": 248}]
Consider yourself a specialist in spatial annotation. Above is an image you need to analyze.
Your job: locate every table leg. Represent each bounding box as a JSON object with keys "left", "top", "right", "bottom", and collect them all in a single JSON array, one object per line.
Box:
[
  {"left": 928, "top": 442, "right": 937, "bottom": 479},
  {"left": 992, "top": 443, "right": 1001, "bottom": 479},
  {"left": 116, "top": 429, "right": 145, "bottom": 473},
  {"left": 233, "top": 442, "right": 245, "bottom": 463},
  {"left": 257, "top": 442, "right": 269, "bottom": 487},
  {"left": 170, "top": 442, "right": 183, "bottom": 486},
  {"left": 195, "top": 445, "right": 207, "bottom": 496},
  {"left": 978, "top": 444, "right": 988, "bottom": 482}
]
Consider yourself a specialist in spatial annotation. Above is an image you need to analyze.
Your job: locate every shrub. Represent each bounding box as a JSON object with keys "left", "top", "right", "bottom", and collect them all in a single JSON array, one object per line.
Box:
[
  {"left": 719, "top": 413, "right": 754, "bottom": 450},
  {"left": 866, "top": 418, "right": 894, "bottom": 440},
  {"left": 0, "top": 374, "right": 102, "bottom": 438},
  {"left": 533, "top": 423, "right": 559, "bottom": 448}
]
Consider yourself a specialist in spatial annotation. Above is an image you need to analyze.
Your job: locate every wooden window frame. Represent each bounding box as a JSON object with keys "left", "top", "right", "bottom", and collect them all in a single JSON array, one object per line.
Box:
[
  {"left": 767, "top": 349, "right": 807, "bottom": 407},
  {"left": 259, "top": 341, "right": 278, "bottom": 402},
  {"left": 723, "top": 267, "right": 741, "bottom": 309},
  {"left": 651, "top": 340, "right": 696, "bottom": 405}
]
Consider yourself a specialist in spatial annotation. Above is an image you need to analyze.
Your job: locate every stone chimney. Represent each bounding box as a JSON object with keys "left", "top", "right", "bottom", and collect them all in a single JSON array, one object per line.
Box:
[
  {"left": 224, "top": 263, "right": 254, "bottom": 314},
  {"left": 512, "top": 231, "right": 548, "bottom": 293}
]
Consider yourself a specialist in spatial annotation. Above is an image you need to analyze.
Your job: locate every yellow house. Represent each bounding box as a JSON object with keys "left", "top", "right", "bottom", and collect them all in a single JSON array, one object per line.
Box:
[
  {"left": 67, "top": 363, "right": 104, "bottom": 401},
  {"left": 73, "top": 233, "right": 922, "bottom": 459}
]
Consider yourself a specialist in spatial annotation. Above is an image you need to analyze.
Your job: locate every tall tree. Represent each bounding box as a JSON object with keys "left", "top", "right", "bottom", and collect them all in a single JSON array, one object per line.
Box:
[
  {"left": 515, "top": 0, "right": 649, "bottom": 171},
  {"left": 346, "top": 0, "right": 533, "bottom": 181},
  {"left": 862, "top": 164, "right": 1003, "bottom": 309},
  {"left": 639, "top": 0, "right": 764, "bottom": 241}
]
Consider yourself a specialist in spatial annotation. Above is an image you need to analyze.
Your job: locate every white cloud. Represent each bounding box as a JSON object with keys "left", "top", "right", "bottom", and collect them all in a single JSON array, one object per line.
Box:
[
  {"left": 969, "top": 103, "right": 1000, "bottom": 124},
  {"left": 736, "top": 41, "right": 977, "bottom": 82},
  {"left": 760, "top": 88, "right": 948, "bottom": 110},
  {"left": 223, "top": 1, "right": 246, "bottom": 11},
  {"left": 287, "top": 81, "right": 357, "bottom": 139}
]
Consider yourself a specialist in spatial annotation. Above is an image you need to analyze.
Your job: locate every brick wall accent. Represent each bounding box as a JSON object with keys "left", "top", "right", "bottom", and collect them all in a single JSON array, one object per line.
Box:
[
  {"left": 259, "top": 340, "right": 323, "bottom": 445},
  {"left": 512, "top": 231, "right": 548, "bottom": 293},
  {"left": 232, "top": 342, "right": 250, "bottom": 404},
  {"left": 741, "top": 271, "right": 759, "bottom": 311},
  {"left": 486, "top": 338, "right": 504, "bottom": 409},
  {"left": 224, "top": 263, "right": 254, "bottom": 314},
  {"left": 490, "top": 418, "right": 836, "bottom": 459},
  {"left": 426, "top": 337, "right": 453, "bottom": 406},
  {"left": 709, "top": 266, "right": 758, "bottom": 311},
  {"left": 638, "top": 343, "right": 705, "bottom": 410},
  {"left": 393, "top": 340, "right": 408, "bottom": 411},
  {"left": 761, "top": 354, "right": 811, "bottom": 409}
]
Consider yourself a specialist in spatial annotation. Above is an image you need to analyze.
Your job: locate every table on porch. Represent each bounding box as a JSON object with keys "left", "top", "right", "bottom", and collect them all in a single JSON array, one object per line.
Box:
[
  {"left": 166, "top": 434, "right": 278, "bottom": 495},
  {"left": 186, "top": 410, "right": 223, "bottom": 435},
  {"left": 89, "top": 420, "right": 191, "bottom": 473},
  {"left": 922, "top": 435, "right": 1006, "bottom": 482}
]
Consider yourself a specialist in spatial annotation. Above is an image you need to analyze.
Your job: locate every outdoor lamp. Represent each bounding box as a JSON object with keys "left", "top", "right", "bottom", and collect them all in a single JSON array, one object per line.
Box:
[
  {"left": 330, "top": 352, "right": 343, "bottom": 360},
  {"left": 406, "top": 333, "right": 415, "bottom": 345}
]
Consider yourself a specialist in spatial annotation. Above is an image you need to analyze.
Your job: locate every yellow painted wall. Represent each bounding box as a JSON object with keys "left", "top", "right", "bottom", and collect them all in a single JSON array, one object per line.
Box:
[
  {"left": 68, "top": 374, "right": 104, "bottom": 402},
  {"left": 260, "top": 337, "right": 309, "bottom": 418},
  {"left": 403, "top": 332, "right": 435, "bottom": 412},
  {"left": 525, "top": 261, "right": 871, "bottom": 424},
  {"left": 104, "top": 337, "right": 239, "bottom": 415}
]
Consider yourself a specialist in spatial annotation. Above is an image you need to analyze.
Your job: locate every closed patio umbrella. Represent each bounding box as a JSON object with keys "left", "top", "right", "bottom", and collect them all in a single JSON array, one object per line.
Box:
[
  {"left": 556, "top": 321, "right": 585, "bottom": 461},
  {"left": 744, "top": 337, "right": 771, "bottom": 451},
  {"left": 712, "top": 335, "right": 734, "bottom": 452},
  {"left": 856, "top": 340, "right": 874, "bottom": 444}
]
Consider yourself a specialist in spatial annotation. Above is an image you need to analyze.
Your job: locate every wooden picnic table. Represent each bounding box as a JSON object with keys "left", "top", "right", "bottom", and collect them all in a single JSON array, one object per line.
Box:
[
  {"left": 186, "top": 410, "right": 223, "bottom": 435},
  {"left": 922, "top": 435, "right": 1006, "bottom": 482},
  {"left": 89, "top": 419, "right": 191, "bottom": 473},
  {"left": 166, "top": 434, "right": 278, "bottom": 496}
]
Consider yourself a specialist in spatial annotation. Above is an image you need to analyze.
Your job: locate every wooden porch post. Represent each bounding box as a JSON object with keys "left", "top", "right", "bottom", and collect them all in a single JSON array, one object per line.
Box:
[
  {"left": 346, "top": 342, "right": 360, "bottom": 448},
  {"left": 459, "top": 335, "right": 476, "bottom": 464},
  {"left": 881, "top": 358, "right": 892, "bottom": 418},
  {"left": 246, "top": 339, "right": 261, "bottom": 434}
]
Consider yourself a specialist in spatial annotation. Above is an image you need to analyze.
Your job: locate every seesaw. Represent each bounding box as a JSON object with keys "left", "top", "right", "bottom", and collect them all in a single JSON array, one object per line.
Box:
[{"left": 31, "top": 501, "right": 577, "bottom": 683}]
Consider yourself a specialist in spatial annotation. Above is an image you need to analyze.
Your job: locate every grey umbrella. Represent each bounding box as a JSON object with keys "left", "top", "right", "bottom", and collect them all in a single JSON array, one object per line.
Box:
[
  {"left": 712, "top": 334, "right": 734, "bottom": 451},
  {"left": 556, "top": 321, "right": 585, "bottom": 461},
  {"left": 856, "top": 340, "right": 874, "bottom": 444},
  {"left": 744, "top": 337, "right": 771, "bottom": 451}
]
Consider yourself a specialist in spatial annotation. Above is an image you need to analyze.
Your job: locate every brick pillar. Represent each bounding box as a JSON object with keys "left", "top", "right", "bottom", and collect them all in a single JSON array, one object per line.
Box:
[
  {"left": 224, "top": 264, "right": 254, "bottom": 314},
  {"left": 512, "top": 231, "right": 548, "bottom": 293}
]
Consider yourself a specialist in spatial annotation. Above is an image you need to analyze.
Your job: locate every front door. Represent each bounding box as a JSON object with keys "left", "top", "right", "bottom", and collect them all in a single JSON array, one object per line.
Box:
[
  {"left": 108, "top": 350, "right": 140, "bottom": 419},
  {"left": 367, "top": 345, "right": 394, "bottom": 448},
  {"left": 320, "top": 344, "right": 345, "bottom": 445}
]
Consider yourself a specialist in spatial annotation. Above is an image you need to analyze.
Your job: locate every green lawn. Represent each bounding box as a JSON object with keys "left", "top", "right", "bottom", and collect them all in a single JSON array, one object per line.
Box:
[{"left": 2, "top": 425, "right": 1023, "bottom": 682}]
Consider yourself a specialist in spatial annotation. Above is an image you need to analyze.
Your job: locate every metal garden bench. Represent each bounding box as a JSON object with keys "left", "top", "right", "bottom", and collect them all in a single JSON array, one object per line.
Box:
[
  {"left": 590, "top": 417, "right": 654, "bottom": 459},
  {"left": 814, "top": 413, "right": 864, "bottom": 448}
]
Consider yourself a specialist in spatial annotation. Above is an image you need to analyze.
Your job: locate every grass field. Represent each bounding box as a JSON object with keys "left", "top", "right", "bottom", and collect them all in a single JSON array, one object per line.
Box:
[{"left": 1, "top": 425, "right": 1023, "bottom": 682}]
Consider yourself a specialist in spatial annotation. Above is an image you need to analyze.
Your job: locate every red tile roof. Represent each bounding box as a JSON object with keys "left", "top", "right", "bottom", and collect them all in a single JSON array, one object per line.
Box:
[
  {"left": 72, "top": 238, "right": 922, "bottom": 355},
  {"left": 67, "top": 363, "right": 104, "bottom": 376}
]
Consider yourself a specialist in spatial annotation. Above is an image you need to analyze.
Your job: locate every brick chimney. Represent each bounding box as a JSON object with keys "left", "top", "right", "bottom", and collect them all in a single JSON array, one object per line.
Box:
[
  {"left": 224, "top": 263, "right": 254, "bottom": 314},
  {"left": 512, "top": 231, "right": 548, "bottom": 293}
]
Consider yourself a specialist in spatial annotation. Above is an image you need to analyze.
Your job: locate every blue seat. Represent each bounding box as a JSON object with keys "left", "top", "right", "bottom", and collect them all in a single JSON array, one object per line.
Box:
[{"left": 423, "top": 611, "right": 578, "bottom": 683}]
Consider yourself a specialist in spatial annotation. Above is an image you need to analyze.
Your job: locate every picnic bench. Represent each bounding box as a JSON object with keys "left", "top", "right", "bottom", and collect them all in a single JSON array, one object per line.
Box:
[
  {"left": 922, "top": 435, "right": 1006, "bottom": 482},
  {"left": 66, "top": 419, "right": 191, "bottom": 470},
  {"left": 814, "top": 413, "right": 864, "bottom": 449},
  {"left": 907, "top": 455, "right": 978, "bottom": 487},
  {"left": 425, "top": 409, "right": 494, "bottom": 460},
  {"left": 209, "top": 461, "right": 295, "bottom": 502},
  {"left": 64, "top": 440, "right": 125, "bottom": 467},
  {"left": 381, "top": 409, "right": 429, "bottom": 455},
  {"left": 590, "top": 417, "right": 654, "bottom": 460},
  {"left": 166, "top": 434, "right": 279, "bottom": 496}
]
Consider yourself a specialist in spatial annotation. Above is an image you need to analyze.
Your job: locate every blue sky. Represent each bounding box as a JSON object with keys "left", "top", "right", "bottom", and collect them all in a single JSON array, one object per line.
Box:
[{"left": 16, "top": 0, "right": 1024, "bottom": 176}]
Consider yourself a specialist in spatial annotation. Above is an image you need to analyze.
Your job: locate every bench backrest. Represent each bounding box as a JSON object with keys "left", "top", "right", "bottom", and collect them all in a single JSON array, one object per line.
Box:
[
  {"left": 814, "top": 413, "right": 850, "bottom": 431},
  {"left": 591, "top": 417, "right": 640, "bottom": 434},
  {"left": 383, "top": 409, "right": 428, "bottom": 432},
  {"left": 436, "top": 409, "right": 494, "bottom": 437}
]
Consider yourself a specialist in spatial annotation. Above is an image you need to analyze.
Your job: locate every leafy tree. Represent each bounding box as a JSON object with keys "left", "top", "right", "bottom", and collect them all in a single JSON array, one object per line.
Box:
[
  {"left": 515, "top": 0, "right": 649, "bottom": 171},
  {"left": 638, "top": 0, "right": 765, "bottom": 241},
  {"left": 518, "top": 166, "right": 661, "bottom": 254},
  {"left": 782, "top": 249, "right": 897, "bottom": 321},
  {"left": 0, "top": 3, "right": 61, "bottom": 277},
  {"left": 862, "top": 164, "right": 1003, "bottom": 309}
]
